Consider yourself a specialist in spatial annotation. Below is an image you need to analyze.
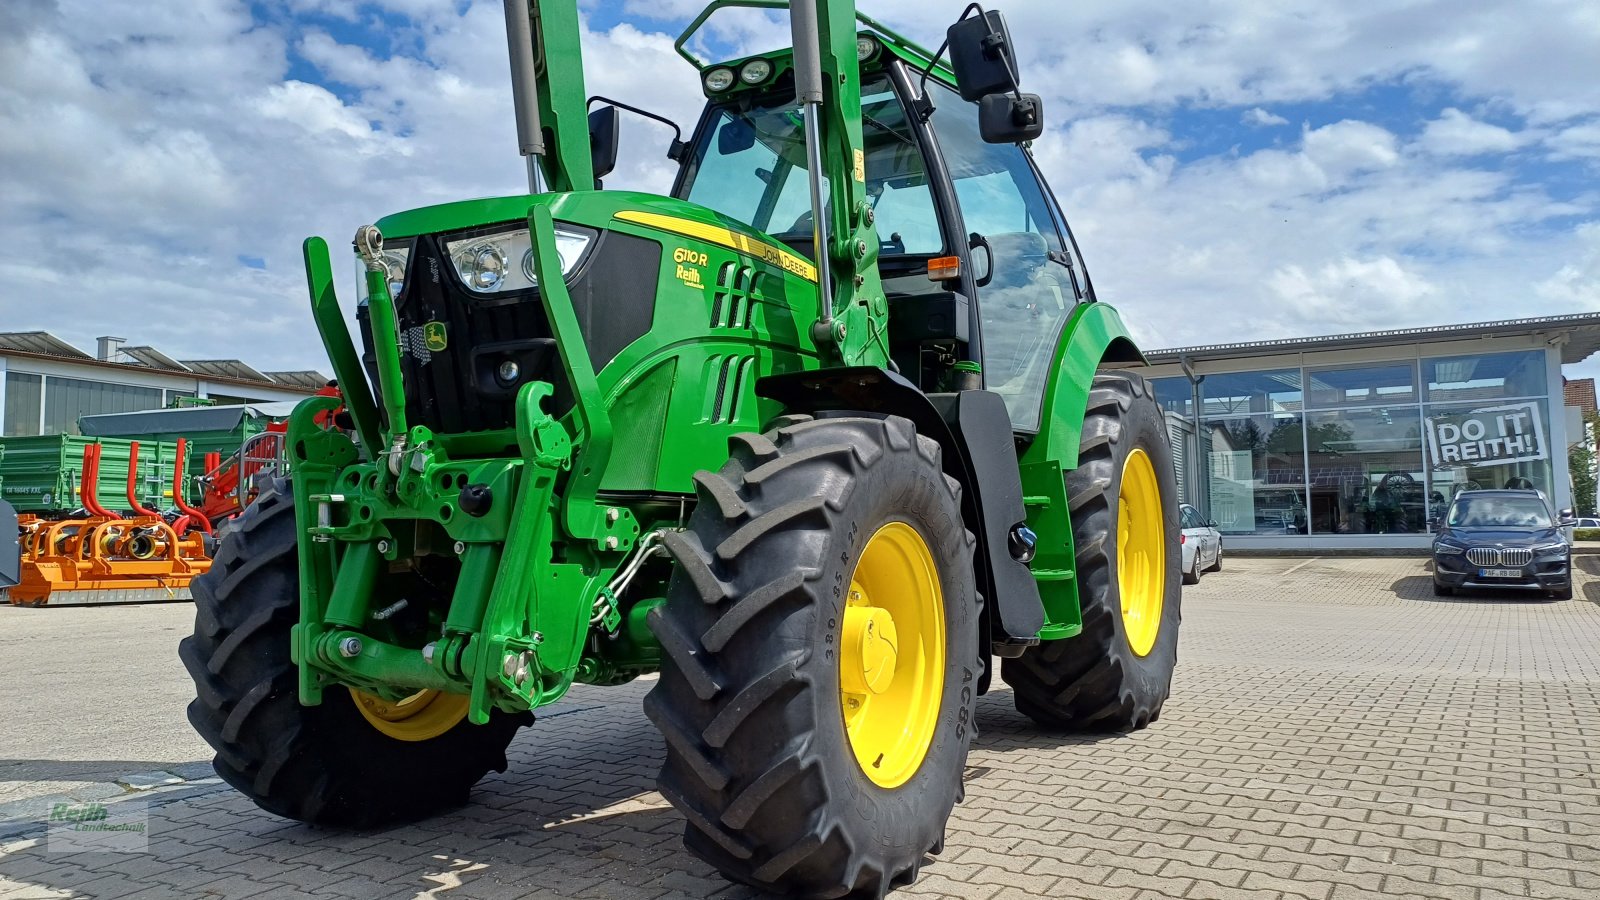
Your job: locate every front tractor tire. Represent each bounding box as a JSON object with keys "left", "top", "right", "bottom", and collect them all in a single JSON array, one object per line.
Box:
[
  {"left": 178, "top": 479, "right": 527, "bottom": 828},
  {"left": 648, "top": 415, "right": 980, "bottom": 899},
  {"left": 1003, "top": 371, "right": 1182, "bottom": 732}
]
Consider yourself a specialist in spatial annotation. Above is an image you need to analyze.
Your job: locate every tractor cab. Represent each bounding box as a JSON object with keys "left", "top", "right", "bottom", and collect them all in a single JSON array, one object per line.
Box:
[{"left": 664, "top": 31, "right": 1093, "bottom": 431}]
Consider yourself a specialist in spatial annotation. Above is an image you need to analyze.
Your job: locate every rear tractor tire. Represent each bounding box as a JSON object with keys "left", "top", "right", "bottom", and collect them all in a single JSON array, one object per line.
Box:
[
  {"left": 179, "top": 478, "right": 528, "bottom": 828},
  {"left": 1003, "top": 371, "right": 1182, "bottom": 732},
  {"left": 648, "top": 415, "right": 980, "bottom": 899}
]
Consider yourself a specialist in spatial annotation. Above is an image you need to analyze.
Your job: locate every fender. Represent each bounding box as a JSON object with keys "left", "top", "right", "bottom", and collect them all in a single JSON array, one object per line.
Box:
[
  {"left": 1017, "top": 301, "right": 1145, "bottom": 640},
  {"left": 756, "top": 368, "right": 1046, "bottom": 666}
]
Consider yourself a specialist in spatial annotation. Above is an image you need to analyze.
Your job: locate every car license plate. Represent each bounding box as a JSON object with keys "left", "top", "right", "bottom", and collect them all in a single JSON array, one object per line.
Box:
[{"left": 1479, "top": 567, "right": 1521, "bottom": 578}]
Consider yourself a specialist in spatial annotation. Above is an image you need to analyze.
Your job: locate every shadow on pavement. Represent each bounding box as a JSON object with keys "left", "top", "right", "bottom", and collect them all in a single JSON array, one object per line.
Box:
[{"left": 1390, "top": 574, "right": 1562, "bottom": 604}]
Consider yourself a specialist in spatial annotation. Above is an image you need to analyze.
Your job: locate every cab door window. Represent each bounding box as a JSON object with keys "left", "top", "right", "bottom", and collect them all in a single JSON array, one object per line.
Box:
[{"left": 926, "top": 83, "right": 1077, "bottom": 431}]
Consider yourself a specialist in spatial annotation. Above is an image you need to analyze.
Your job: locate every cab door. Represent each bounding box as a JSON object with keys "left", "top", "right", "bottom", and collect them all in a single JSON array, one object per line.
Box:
[{"left": 919, "top": 79, "right": 1089, "bottom": 433}]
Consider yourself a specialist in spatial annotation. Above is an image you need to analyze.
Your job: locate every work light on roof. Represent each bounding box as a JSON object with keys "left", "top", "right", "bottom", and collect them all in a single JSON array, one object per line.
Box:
[
  {"left": 856, "top": 35, "right": 879, "bottom": 61},
  {"left": 739, "top": 58, "right": 772, "bottom": 84},
  {"left": 704, "top": 67, "right": 735, "bottom": 92}
]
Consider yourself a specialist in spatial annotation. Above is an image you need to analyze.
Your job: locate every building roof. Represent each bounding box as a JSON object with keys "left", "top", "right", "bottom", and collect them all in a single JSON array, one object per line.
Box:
[
  {"left": 180, "top": 359, "right": 272, "bottom": 382},
  {"left": 119, "top": 345, "right": 191, "bottom": 371},
  {"left": 0, "top": 331, "right": 93, "bottom": 360},
  {"left": 264, "top": 370, "right": 332, "bottom": 390},
  {"left": 0, "top": 331, "right": 324, "bottom": 394},
  {"left": 1146, "top": 313, "right": 1600, "bottom": 367},
  {"left": 1564, "top": 378, "right": 1596, "bottom": 416}
]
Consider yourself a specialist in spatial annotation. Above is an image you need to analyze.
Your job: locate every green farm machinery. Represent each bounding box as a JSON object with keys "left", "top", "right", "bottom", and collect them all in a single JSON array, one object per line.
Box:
[{"left": 181, "top": 1, "right": 1181, "bottom": 895}]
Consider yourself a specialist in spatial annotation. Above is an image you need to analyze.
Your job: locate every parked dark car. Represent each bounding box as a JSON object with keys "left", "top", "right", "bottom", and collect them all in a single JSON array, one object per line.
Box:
[{"left": 1432, "top": 490, "right": 1575, "bottom": 599}]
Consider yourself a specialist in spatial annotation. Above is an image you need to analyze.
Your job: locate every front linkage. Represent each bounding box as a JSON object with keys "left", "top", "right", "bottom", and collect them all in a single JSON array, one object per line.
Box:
[{"left": 290, "top": 204, "right": 649, "bottom": 727}]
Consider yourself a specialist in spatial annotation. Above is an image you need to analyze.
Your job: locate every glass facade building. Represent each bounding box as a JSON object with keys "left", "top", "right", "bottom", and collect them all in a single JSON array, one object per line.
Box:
[{"left": 1142, "top": 316, "right": 1598, "bottom": 549}]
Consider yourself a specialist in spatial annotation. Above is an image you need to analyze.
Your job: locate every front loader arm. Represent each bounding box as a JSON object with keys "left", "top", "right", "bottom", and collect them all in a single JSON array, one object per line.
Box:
[
  {"left": 788, "top": 0, "right": 890, "bottom": 367},
  {"left": 505, "top": 0, "right": 594, "bottom": 193}
]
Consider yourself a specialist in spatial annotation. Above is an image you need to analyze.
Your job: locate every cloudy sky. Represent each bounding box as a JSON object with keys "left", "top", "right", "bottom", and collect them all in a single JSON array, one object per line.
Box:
[{"left": 2, "top": 0, "right": 1598, "bottom": 380}]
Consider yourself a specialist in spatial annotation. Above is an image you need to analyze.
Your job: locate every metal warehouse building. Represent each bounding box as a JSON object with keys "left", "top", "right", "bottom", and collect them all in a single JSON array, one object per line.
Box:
[
  {"left": 0, "top": 333, "right": 324, "bottom": 436},
  {"left": 1141, "top": 313, "right": 1600, "bottom": 551}
]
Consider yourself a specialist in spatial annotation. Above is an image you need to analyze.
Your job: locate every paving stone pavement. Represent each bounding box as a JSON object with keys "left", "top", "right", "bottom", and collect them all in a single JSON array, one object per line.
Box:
[{"left": 3, "top": 555, "right": 1598, "bottom": 899}]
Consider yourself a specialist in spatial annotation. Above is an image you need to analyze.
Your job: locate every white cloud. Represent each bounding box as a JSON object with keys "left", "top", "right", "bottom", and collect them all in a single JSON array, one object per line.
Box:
[
  {"left": 1546, "top": 119, "right": 1600, "bottom": 162},
  {"left": 1535, "top": 223, "right": 1600, "bottom": 308},
  {"left": 1301, "top": 120, "right": 1400, "bottom": 176},
  {"left": 1242, "top": 107, "right": 1288, "bottom": 127},
  {"left": 1418, "top": 108, "right": 1524, "bottom": 156},
  {"left": 1267, "top": 257, "right": 1435, "bottom": 327}
]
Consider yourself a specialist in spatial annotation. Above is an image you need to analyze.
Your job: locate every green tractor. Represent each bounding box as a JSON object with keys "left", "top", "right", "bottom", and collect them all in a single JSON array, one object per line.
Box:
[{"left": 180, "top": 0, "right": 1181, "bottom": 895}]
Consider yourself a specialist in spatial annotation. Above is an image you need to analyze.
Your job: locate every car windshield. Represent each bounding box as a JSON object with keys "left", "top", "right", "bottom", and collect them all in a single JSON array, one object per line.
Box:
[{"left": 1446, "top": 496, "right": 1551, "bottom": 528}]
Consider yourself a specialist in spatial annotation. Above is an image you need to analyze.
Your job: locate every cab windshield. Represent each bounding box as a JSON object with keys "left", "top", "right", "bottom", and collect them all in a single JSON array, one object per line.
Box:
[
  {"left": 677, "top": 75, "right": 938, "bottom": 256},
  {"left": 1446, "top": 496, "right": 1552, "bottom": 528}
]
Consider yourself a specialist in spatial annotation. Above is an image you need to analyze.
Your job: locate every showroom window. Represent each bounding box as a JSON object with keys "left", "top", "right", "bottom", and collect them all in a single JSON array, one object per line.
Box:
[
  {"left": 1202, "top": 412, "right": 1307, "bottom": 535},
  {"left": 1151, "top": 377, "right": 1192, "bottom": 416},
  {"left": 1201, "top": 369, "right": 1302, "bottom": 417},
  {"left": 1423, "top": 398, "right": 1551, "bottom": 500},
  {"left": 1305, "top": 361, "right": 1418, "bottom": 408},
  {"left": 1303, "top": 406, "right": 1428, "bottom": 535},
  {"left": 1191, "top": 348, "right": 1556, "bottom": 538},
  {"left": 1423, "top": 350, "right": 1544, "bottom": 403}
]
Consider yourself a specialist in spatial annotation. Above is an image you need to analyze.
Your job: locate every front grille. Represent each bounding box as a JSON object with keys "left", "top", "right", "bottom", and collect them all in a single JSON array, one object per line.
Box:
[
  {"left": 365, "top": 228, "right": 660, "bottom": 435},
  {"left": 1465, "top": 548, "right": 1531, "bottom": 567}
]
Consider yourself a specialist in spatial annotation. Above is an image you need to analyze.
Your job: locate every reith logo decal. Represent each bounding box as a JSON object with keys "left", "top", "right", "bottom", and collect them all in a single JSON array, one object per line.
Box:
[{"left": 673, "top": 247, "right": 708, "bottom": 288}]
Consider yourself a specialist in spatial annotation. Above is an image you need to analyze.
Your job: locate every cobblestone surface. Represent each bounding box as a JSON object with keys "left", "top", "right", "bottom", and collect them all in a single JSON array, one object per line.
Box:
[{"left": 3, "top": 556, "right": 1598, "bottom": 899}]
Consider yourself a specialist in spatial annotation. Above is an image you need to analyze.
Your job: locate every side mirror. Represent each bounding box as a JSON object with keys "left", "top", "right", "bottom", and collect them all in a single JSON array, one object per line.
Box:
[
  {"left": 979, "top": 92, "right": 1044, "bottom": 143},
  {"left": 1207, "top": 520, "right": 1217, "bottom": 528},
  {"left": 588, "top": 105, "right": 620, "bottom": 186},
  {"left": 947, "top": 10, "right": 1020, "bottom": 101},
  {"left": 1559, "top": 507, "right": 1575, "bottom": 520}
]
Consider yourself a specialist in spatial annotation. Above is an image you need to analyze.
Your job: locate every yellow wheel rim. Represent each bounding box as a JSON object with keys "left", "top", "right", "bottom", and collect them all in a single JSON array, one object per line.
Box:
[
  {"left": 349, "top": 687, "right": 469, "bottom": 742},
  {"left": 1118, "top": 448, "right": 1166, "bottom": 657},
  {"left": 840, "top": 522, "right": 945, "bottom": 789}
]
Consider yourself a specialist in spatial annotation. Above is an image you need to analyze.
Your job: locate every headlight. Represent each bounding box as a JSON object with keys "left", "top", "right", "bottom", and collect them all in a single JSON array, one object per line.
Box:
[
  {"left": 857, "top": 36, "right": 880, "bottom": 62},
  {"left": 739, "top": 59, "right": 772, "bottom": 84},
  {"left": 354, "top": 245, "right": 411, "bottom": 303},
  {"left": 704, "top": 67, "right": 735, "bottom": 92},
  {"left": 443, "top": 224, "right": 593, "bottom": 295},
  {"left": 1434, "top": 542, "right": 1465, "bottom": 555},
  {"left": 1533, "top": 541, "right": 1569, "bottom": 555}
]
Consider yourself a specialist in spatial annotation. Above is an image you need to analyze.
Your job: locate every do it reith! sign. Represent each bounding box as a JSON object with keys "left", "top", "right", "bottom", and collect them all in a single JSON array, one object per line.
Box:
[{"left": 1425, "top": 401, "right": 1546, "bottom": 468}]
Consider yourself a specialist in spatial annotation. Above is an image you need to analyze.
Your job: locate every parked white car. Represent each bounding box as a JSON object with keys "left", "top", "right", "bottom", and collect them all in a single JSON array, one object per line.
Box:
[
  {"left": 1180, "top": 503, "right": 1223, "bottom": 584},
  {"left": 1575, "top": 517, "right": 1600, "bottom": 529}
]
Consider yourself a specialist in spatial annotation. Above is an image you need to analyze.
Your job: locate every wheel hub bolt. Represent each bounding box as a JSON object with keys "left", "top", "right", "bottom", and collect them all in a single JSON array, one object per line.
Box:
[
  {"left": 338, "top": 637, "right": 363, "bottom": 658},
  {"left": 502, "top": 653, "right": 519, "bottom": 678}
]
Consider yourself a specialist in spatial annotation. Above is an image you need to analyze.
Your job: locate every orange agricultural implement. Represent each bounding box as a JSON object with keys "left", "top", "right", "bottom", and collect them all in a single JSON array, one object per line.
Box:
[{"left": 8, "top": 440, "right": 212, "bottom": 606}]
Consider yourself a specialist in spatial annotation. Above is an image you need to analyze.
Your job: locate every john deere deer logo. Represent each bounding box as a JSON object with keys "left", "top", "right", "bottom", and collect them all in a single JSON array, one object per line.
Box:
[{"left": 423, "top": 321, "right": 448, "bottom": 352}]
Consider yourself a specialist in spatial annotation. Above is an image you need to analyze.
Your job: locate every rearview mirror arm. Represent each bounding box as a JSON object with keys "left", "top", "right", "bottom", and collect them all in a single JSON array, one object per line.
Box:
[
  {"left": 585, "top": 95, "right": 690, "bottom": 161},
  {"left": 912, "top": 1, "right": 987, "bottom": 122}
]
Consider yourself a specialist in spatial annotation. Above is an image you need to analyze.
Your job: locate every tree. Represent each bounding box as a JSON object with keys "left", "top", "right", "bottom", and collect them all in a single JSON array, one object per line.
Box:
[{"left": 1572, "top": 444, "right": 1596, "bottom": 516}]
